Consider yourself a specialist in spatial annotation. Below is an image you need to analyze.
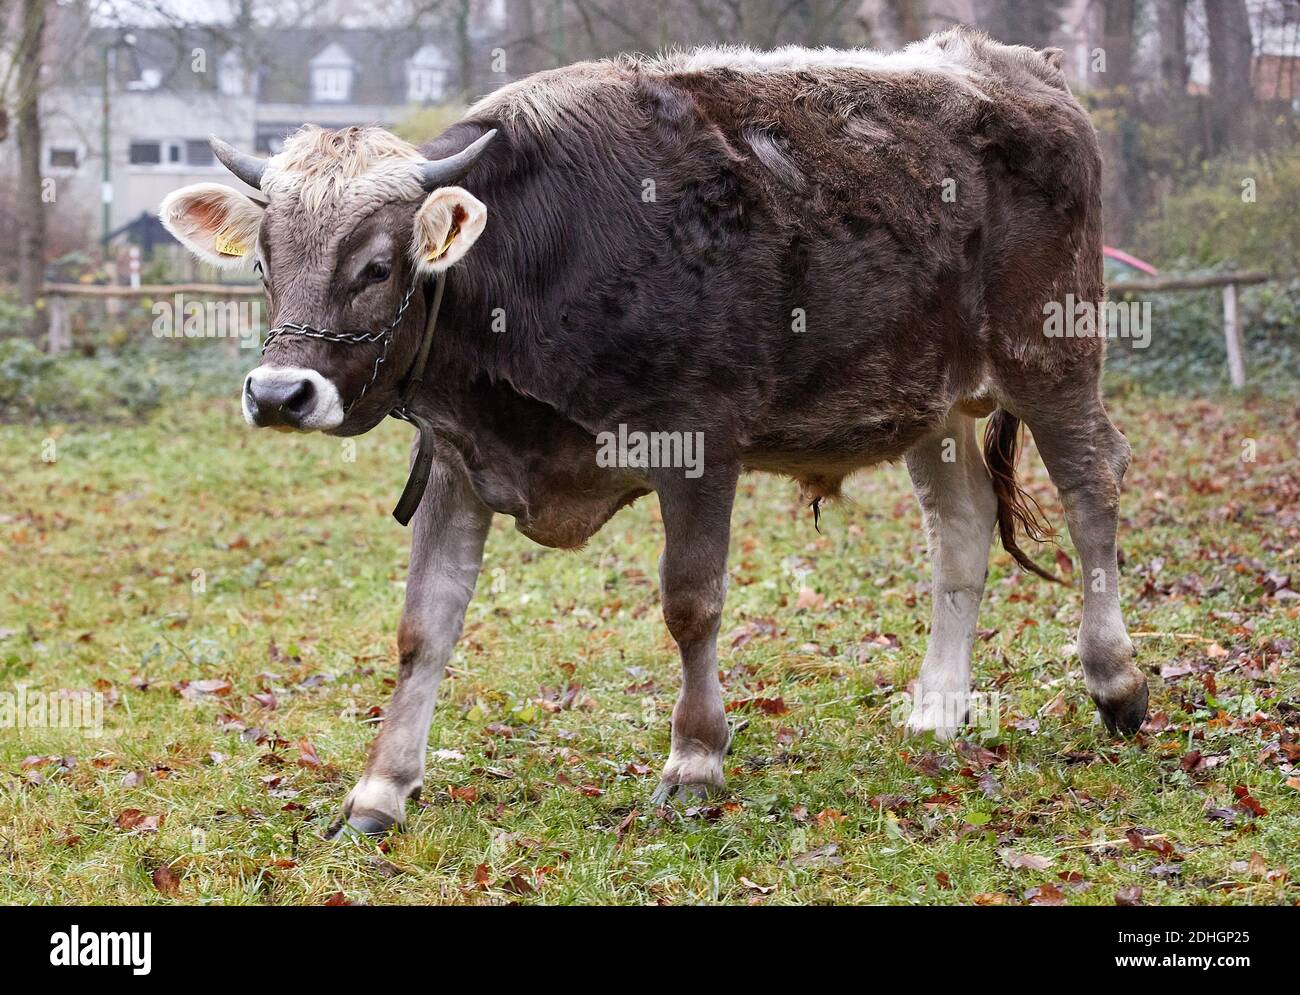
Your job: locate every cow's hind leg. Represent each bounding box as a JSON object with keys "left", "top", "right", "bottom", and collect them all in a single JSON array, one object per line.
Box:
[
  {"left": 333, "top": 460, "right": 491, "bottom": 837},
  {"left": 1020, "top": 393, "right": 1146, "bottom": 734},
  {"left": 904, "top": 411, "right": 998, "bottom": 739},
  {"left": 649, "top": 468, "right": 738, "bottom": 803}
]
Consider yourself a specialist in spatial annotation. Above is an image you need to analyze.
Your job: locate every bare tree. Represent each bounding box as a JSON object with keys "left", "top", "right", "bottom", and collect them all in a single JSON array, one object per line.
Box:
[
  {"left": 1157, "top": 0, "right": 1188, "bottom": 95},
  {"left": 973, "top": 0, "right": 1067, "bottom": 48},
  {"left": 882, "top": 0, "right": 928, "bottom": 45},
  {"left": 454, "top": 0, "right": 474, "bottom": 101},
  {"left": 15, "top": 0, "right": 47, "bottom": 341},
  {"left": 1206, "top": 0, "right": 1254, "bottom": 154},
  {"left": 0, "top": 0, "right": 10, "bottom": 143},
  {"left": 1092, "top": 0, "right": 1139, "bottom": 242},
  {"left": 1099, "top": 0, "right": 1136, "bottom": 87},
  {"left": 505, "top": 0, "right": 545, "bottom": 76}
]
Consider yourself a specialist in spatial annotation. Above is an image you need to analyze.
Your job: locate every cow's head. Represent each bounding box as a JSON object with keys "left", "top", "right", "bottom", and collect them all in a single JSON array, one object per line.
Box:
[{"left": 159, "top": 126, "right": 494, "bottom": 434}]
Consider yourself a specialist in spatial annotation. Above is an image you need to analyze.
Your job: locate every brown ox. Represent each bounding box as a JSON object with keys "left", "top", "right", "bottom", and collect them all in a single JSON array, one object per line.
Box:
[{"left": 161, "top": 28, "right": 1146, "bottom": 836}]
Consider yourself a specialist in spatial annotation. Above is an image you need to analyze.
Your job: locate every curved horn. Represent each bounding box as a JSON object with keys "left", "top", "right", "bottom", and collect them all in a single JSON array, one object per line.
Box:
[
  {"left": 210, "top": 136, "right": 267, "bottom": 190},
  {"left": 420, "top": 129, "right": 498, "bottom": 191}
]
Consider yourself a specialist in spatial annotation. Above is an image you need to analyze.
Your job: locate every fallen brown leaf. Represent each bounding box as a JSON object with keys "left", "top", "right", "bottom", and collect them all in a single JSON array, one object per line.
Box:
[
  {"left": 297, "top": 737, "right": 322, "bottom": 769},
  {"left": 151, "top": 864, "right": 181, "bottom": 897},
  {"left": 1001, "top": 849, "right": 1054, "bottom": 871}
]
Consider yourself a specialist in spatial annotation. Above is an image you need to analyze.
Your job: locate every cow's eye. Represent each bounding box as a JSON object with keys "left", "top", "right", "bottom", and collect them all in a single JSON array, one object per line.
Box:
[{"left": 361, "top": 261, "right": 391, "bottom": 285}]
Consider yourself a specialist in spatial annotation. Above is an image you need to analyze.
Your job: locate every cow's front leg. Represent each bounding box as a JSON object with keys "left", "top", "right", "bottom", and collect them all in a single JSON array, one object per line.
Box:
[
  {"left": 649, "top": 467, "right": 738, "bottom": 803},
  {"left": 334, "top": 459, "right": 491, "bottom": 837}
]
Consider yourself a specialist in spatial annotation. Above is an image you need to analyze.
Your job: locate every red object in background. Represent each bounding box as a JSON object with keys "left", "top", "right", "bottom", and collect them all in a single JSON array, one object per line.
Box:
[{"left": 1103, "top": 246, "right": 1159, "bottom": 275}]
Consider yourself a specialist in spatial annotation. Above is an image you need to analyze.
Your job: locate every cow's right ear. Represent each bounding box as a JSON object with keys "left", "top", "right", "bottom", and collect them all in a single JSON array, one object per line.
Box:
[{"left": 159, "top": 183, "right": 264, "bottom": 269}]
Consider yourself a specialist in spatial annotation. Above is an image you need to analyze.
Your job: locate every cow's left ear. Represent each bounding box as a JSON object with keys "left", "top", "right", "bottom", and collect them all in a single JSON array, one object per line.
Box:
[{"left": 411, "top": 186, "right": 487, "bottom": 275}]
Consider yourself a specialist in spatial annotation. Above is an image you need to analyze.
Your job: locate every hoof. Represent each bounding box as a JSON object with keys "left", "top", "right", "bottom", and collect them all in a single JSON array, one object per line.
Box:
[
  {"left": 650, "top": 780, "right": 721, "bottom": 806},
  {"left": 332, "top": 774, "right": 418, "bottom": 841},
  {"left": 1095, "top": 678, "right": 1148, "bottom": 737},
  {"left": 652, "top": 742, "right": 725, "bottom": 807},
  {"left": 905, "top": 719, "right": 961, "bottom": 742},
  {"left": 904, "top": 689, "right": 969, "bottom": 741},
  {"left": 326, "top": 809, "right": 398, "bottom": 841}
]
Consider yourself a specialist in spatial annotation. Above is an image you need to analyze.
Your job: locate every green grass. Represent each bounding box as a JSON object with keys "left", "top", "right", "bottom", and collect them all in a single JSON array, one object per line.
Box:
[{"left": 0, "top": 369, "right": 1297, "bottom": 905}]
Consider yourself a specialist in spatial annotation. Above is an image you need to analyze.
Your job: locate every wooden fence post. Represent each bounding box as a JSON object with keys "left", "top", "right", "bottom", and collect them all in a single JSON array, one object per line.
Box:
[
  {"left": 1221, "top": 282, "right": 1245, "bottom": 389},
  {"left": 1110, "top": 270, "right": 1269, "bottom": 390},
  {"left": 46, "top": 294, "right": 71, "bottom": 355}
]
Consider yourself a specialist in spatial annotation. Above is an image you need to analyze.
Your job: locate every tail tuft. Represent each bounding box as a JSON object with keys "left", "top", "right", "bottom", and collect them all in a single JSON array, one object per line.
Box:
[{"left": 983, "top": 410, "right": 1065, "bottom": 584}]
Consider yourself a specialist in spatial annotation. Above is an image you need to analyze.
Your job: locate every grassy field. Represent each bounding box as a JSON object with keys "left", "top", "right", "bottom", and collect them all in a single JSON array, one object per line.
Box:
[{"left": 1, "top": 372, "right": 1297, "bottom": 905}]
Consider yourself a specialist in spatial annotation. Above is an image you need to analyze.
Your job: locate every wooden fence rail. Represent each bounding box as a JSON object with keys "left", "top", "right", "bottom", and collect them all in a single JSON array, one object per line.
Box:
[
  {"left": 42, "top": 282, "right": 261, "bottom": 355},
  {"left": 41, "top": 271, "right": 1284, "bottom": 388},
  {"left": 1108, "top": 269, "right": 1273, "bottom": 389}
]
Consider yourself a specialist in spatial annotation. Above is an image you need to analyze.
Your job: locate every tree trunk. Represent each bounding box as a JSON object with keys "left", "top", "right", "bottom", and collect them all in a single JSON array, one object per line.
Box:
[
  {"left": 16, "top": 0, "right": 47, "bottom": 342},
  {"left": 1206, "top": 0, "right": 1254, "bottom": 154},
  {"left": 506, "top": 0, "right": 539, "bottom": 78},
  {"left": 974, "top": 0, "right": 1065, "bottom": 49},
  {"left": 1088, "top": 0, "right": 1138, "bottom": 243},
  {"left": 455, "top": 0, "right": 474, "bottom": 103},
  {"left": 883, "top": 0, "right": 926, "bottom": 45},
  {"left": 1157, "top": 0, "right": 1188, "bottom": 94},
  {"left": 0, "top": 0, "right": 12, "bottom": 144},
  {"left": 1099, "top": 0, "right": 1135, "bottom": 88}
]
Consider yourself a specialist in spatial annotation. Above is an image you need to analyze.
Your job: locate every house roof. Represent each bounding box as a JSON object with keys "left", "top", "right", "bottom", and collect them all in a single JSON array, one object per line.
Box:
[
  {"left": 256, "top": 29, "right": 439, "bottom": 105},
  {"left": 73, "top": 26, "right": 452, "bottom": 106}
]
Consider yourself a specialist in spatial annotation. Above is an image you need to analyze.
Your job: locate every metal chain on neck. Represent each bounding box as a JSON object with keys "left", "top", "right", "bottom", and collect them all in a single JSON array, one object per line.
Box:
[{"left": 259, "top": 282, "right": 419, "bottom": 414}]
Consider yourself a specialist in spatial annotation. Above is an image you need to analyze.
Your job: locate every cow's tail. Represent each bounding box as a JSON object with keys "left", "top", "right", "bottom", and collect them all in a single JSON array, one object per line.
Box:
[{"left": 982, "top": 410, "right": 1065, "bottom": 584}]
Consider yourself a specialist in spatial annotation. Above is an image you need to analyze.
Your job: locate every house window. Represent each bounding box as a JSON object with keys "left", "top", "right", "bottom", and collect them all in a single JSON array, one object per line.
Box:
[
  {"left": 185, "top": 140, "right": 214, "bottom": 167},
  {"left": 310, "top": 43, "right": 354, "bottom": 103},
  {"left": 128, "top": 139, "right": 218, "bottom": 168},
  {"left": 49, "top": 147, "right": 79, "bottom": 169},
  {"left": 129, "top": 140, "right": 161, "bottom": 165},
  {"left": 408, "top": 67, "right": 448, "bottom": 102},
  {"left": 312, "top": 66, "right": 351, "bottom": 101},
  {"left": 407, "top": 44, "right": 449, "bottom": 103}
]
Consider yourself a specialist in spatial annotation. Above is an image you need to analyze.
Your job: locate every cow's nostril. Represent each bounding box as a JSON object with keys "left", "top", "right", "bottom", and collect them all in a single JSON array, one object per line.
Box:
[{"left": 284, "top": 379, "right": 316, "bottom": 416}]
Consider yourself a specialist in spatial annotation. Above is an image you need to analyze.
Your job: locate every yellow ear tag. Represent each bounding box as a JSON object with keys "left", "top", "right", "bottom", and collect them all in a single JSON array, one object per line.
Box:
[
  {"left": 425, "top": 222, "right": 460, "bottom": 264},
  {"left": 215, "top": 231, "right": 248, "bottom": 258}
]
